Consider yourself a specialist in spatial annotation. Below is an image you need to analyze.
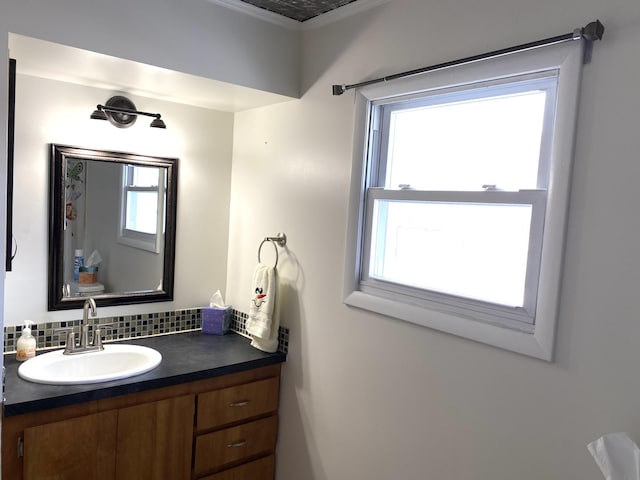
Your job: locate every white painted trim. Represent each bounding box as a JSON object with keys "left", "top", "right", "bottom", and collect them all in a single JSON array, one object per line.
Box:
[
  {"left": 207, "top": 0, "right": 394, "bottom": 30},
  {"left": 345, "top": 291, "right": 554, "bottom": 360},
  {"left": 343, "top": 39, "right": 586, "bottom": 361}
]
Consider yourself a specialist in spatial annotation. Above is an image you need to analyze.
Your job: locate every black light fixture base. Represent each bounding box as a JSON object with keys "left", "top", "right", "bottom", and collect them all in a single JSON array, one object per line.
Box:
[
  {"left": 105, "top": 96, "right": 137, "bottom": 128},
  {"left": 90, "top": 95, "right": 167, "bottom": 128}
]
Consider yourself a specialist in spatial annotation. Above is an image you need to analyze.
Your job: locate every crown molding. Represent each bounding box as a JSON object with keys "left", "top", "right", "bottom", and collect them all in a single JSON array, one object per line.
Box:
[{"left": 207, "top": 0, "right": 393, "bottom": 30}]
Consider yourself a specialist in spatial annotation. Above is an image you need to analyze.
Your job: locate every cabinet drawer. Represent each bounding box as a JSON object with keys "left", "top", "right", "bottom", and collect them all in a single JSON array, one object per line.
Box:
[
  {"left": 193, "top": 415, "right": 278, "bottom": 477},
  {"left": 197, "top": 377, "right": 279, "bottom": 431},
  {"left": 200, "top": 455, "right": 275, "bottom": 480}
]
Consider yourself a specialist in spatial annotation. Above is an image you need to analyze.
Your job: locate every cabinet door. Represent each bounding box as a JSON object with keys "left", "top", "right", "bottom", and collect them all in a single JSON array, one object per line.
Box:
[
  {"left": 115, "top": 394, "right": 195, "bottom": 480},
  {"left": 23, "top": 410, "right": 118, "bottom": 480}
]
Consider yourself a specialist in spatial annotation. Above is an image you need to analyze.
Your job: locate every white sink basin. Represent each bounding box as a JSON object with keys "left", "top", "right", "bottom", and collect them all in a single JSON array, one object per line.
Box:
[{"left": 18, "top": 344, "right": 162, "bottom": 385}]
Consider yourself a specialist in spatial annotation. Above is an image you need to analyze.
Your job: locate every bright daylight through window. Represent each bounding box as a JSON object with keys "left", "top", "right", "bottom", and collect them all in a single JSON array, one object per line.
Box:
[
  {"left": 125, "top": 165, "right": 160, "bottom": 234},
  {"left": 368, "top": 75, "right": 553, "bottom": 312},
  {"left": 119, "top": 164, "right": 165, "bottom": 253},
  {"left": 344, "top": 39, "right": 589, "bottom": 360}
]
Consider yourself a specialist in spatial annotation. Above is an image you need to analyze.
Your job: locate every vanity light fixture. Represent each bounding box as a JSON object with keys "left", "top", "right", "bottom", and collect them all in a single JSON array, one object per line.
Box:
[{"left": 90, "top": 95, "right": 166, "bottom": 129}]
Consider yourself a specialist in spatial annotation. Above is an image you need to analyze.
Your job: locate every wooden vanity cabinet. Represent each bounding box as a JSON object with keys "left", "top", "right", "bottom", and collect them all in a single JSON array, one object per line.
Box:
[
  {"left": 115, "top": 395, "right": 195, "bottom": 479},
  {"left": 23, "top": 410, "right": 119, "bottom": 480},
  {"left": 193, "top": 375, "right": 280, "bottom": 478},
  {"left": 2, "top": 364, "right": 281, "bottom": 480}
]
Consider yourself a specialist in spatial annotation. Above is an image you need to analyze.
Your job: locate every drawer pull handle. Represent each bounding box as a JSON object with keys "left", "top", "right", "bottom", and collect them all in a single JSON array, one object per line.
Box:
[
  {"left": 228, "top": 400, "right": 250, "bottom": 408},
  {"left": 227, "top": 440, "right": 248, "bottom": 448}
]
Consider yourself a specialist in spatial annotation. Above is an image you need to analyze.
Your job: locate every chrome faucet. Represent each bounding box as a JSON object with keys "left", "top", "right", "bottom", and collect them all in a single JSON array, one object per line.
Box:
[
  {"left": 79, "top": 298, "right": 97, "bottom": 349},
  {"left": 59, "top": 298, "right": 106, "bottom": 355}
]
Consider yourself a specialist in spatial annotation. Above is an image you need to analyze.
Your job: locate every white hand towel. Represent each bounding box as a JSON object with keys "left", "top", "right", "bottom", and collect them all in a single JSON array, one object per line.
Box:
[{"left": 246, "top": 263, "right": 279, "bottom": 353}]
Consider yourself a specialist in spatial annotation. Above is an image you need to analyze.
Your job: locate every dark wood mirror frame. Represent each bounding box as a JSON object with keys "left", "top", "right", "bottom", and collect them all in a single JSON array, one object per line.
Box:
[
  {"left": 48, "top": 144, "right": 178, "bottom": 310},
  {"left": 6, "top": 58, "right": 16, "bottom": 272}
]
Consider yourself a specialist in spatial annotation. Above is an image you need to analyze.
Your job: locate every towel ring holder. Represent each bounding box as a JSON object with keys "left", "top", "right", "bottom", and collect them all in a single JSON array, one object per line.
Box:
[{"left": 257, "top": 232, "right": 287, "bottom": 268}]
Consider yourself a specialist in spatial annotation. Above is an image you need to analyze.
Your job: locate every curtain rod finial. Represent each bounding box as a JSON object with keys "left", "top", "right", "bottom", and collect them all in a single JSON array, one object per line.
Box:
[
  {"left": 583, "top": 20, "right": 605, "bottom": 41},
  {"left": 332, "top": 84, "right": 346, "bottom": 96}
]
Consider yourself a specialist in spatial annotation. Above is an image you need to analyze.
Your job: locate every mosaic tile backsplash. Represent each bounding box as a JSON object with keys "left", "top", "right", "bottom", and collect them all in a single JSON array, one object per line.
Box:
[{"left": 4, "top": 308, "right": 289, "bottom": 355}]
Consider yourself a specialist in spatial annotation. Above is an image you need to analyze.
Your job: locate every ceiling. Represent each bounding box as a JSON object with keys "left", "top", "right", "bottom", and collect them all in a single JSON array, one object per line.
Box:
[
  {"left": 210, "top": 0, "right": 392, "bottom": 27},
  {"left": 9, "top": 34, "right": 294, "bottom": 113},
  {"left": 239, "top": 0, "right": 358, "bottom": 22},
  {"left": 9, "top": 1, "right": 392, "bottom": 112}
]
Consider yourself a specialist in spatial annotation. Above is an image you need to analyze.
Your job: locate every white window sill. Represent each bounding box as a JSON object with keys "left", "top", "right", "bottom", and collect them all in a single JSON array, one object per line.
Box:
[{"left": 344, "top": 290, "right": 556, "bottom": 361}]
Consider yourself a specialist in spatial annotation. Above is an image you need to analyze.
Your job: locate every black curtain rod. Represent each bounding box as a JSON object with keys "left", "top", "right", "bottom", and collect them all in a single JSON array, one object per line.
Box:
[{"left": 332, "top": 19, "right": 604, "bottom": 96}]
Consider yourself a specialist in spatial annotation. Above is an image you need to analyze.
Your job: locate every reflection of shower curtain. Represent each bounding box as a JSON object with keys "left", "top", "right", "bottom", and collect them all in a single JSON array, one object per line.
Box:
[
  {"left": 64, "top": 160, "right": 86, "bottom": 283},
  {"left": 66, "top": 160, "right": 84, "bottom": 220}
]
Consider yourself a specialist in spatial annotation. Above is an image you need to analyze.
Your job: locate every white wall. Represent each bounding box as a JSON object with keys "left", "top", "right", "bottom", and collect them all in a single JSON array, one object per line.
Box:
[
  {"left": 226, "top": 1, "right": 640, "bottom": 480},
  {"left": 0, "top": 0, "right": 299, "bottom": 328},
  {"left": 4, "top": 74, "right": 234, "bottom": 325}
]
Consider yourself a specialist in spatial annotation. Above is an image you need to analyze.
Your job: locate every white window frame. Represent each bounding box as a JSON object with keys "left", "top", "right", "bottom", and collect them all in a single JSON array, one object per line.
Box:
[
  {"left": 117, "top": 164, "right": 165, "bottom": 254},
  {"left": 343, "top": 39, "right": 586, "bottom": 361}
]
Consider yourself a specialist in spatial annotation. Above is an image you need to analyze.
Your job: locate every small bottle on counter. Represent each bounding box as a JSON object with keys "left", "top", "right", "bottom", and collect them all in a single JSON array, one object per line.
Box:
[
  {"left": 16, "top": 320, "right": 36, "bottom": 362},
  {"left": 73, "top": 249, "right": 84, "bottom": 281}
]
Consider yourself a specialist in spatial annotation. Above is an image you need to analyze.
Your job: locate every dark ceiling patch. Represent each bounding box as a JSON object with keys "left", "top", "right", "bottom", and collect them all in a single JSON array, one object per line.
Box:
[{"left": 240, "top": 0, "right": 359, "bottom": 22}]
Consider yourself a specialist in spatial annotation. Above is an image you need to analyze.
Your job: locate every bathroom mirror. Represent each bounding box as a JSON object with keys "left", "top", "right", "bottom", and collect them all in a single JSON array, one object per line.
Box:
[{"left": 48, "top": 144, "right": 178, "bottom": 310}]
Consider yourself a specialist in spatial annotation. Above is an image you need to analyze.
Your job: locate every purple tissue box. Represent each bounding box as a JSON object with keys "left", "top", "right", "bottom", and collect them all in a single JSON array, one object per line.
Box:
[{"left": 202, "top": 307, "right": 231, "bottom": 335}]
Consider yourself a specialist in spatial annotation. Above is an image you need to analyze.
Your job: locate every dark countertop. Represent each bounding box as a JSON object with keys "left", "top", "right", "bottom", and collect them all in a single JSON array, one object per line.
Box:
[{"left": 3, "top": 331, "right": 286, "bottom": 417}]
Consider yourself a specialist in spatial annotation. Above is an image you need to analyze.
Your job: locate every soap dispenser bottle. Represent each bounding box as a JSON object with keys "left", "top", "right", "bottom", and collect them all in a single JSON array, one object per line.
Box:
[{"left": 16, "top": 320, "right": 36, "bottom": 361}]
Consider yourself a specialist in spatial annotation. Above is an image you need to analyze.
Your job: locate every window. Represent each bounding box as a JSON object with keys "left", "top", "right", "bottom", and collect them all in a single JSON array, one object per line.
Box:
[
  {"left": 118, "top": 164, "right": 166, "bottom": 253},
  {"left": 344, "top": 40, "right": 587, "bottom": 360}
]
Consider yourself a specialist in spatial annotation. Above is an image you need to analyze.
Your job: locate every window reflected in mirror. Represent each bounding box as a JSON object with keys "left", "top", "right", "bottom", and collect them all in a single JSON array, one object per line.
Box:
[{"left": 119, "top": 164, "right": 166, "bottom": 255}]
